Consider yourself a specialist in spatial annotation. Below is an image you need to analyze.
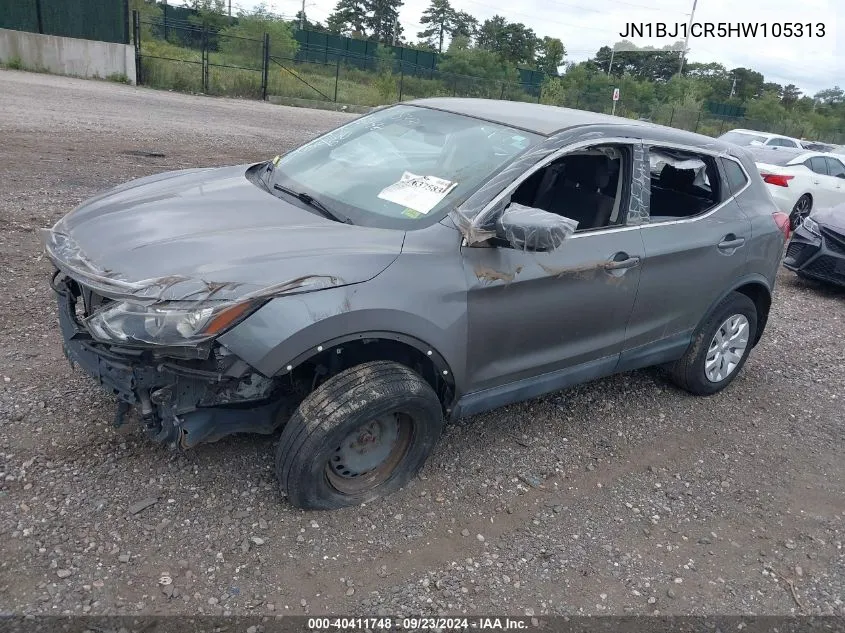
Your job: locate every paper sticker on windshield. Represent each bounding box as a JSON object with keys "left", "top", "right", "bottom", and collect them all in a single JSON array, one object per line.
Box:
[
  {"left": 402, "top": 208, "right": 422, "bottom": 219},
  {"left": 378, "top": 172, "right": 458, "bottom": 214},
  {"left": 272, "top": 154, "right": 282, "bottom": 166}
]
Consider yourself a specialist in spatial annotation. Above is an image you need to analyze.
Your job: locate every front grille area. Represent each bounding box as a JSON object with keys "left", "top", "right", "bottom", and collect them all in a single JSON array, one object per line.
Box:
[
  {"left": 822, "top": 228, "right": 845, "bottom": 256},
  {"left": 804, "top": 255, "right": 845, "bottom": 282},
  {"left": 785, "top": 241, "right": 807, "bottom": 261}
]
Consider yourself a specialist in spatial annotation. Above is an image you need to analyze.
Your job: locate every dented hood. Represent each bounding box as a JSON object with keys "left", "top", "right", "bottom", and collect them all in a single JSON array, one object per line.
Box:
[{"left": 41, "top": 165, "right": 404, "bottom": 303}]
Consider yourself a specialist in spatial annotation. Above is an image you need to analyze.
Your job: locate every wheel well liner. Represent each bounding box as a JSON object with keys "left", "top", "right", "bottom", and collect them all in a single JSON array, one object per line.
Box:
[
  {"left": 278, "top": 331, "right": 457, "bottom": 410},
  {"left": 732, "top": 281, "right": 772, "bottom": 346}
]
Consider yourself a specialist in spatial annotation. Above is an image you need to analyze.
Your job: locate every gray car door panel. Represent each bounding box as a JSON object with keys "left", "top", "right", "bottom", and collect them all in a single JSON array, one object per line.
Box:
[
  {"left": 623, "top": 147, "right": 752, "bottom": 352},
  {"left": 462, "top": 227, "right": 645, "bottom": 393}
]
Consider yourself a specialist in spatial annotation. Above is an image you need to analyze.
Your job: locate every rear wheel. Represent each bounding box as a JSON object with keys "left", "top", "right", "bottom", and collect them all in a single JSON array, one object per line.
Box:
[
  {"left": 275, "top": 361, "right": 444, "bottom": 510},
  {"left": 669, "top": 292, "right": 757, "bottom": 396},
  {"left": 789, "top": 194, "right": 812, "bottom": 230}
]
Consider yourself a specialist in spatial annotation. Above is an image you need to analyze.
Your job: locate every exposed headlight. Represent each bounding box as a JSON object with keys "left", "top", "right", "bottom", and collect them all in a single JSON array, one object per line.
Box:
[
  {"left": 802, "top": 216, "right": 821, "bottom": 237},
  {"left": 85, "top": 299, "right": 258, "bottom": 346}
]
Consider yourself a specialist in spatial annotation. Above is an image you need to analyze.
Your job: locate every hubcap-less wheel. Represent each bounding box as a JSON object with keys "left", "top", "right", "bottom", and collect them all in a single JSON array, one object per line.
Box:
[
  {"left": 325, "top": 413, "right": 414, "bottom": 495},
  {"left": 790, "top": 196, "right": 812, "bottom": 230},
  {"left": 705, "top": 314, "right": 750, "bottom": 383}
]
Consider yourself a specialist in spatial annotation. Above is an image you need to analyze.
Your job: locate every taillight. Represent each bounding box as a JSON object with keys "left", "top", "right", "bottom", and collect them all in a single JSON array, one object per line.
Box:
[
  {"left": 761, "top": 172, "right": 794, "bottom": 187},
  {"left": 772, "top": 211, "right": 790, "bottom": 241}
]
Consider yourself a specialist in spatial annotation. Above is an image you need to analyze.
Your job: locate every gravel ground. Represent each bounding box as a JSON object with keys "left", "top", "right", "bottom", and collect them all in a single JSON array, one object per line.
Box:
[{"left": 1, "top": 70, "right": 844, "bottom": 618}]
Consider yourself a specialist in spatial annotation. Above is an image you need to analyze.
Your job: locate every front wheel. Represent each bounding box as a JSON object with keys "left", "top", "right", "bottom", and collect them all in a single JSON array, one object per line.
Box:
[
  {"left": 668, "top": 292, "right": 757, "bottom": 396},
  {"left": 275, "top": 361, "right": 444, "bottom": 510},
  {"left": 789, "top": 194, "right": 812, "bottom": 230}
]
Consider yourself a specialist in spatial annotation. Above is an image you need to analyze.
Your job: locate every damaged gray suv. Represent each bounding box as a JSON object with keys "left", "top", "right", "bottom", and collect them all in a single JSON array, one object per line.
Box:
[{"left": 43, "top": 98, "right": 789, "bottom": 509}]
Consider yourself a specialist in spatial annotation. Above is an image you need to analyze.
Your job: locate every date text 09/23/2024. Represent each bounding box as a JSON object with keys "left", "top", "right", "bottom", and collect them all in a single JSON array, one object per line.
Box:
[{"left": 307, "top": 617, "right": 532, "bottom": 630}]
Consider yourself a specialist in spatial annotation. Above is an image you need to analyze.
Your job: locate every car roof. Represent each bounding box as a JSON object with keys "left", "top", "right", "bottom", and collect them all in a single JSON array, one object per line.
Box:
[
  {"left": 723, "top": 129, "right": 777, "bottom": 138},
  {"left": 724, "top": 128, "right": 802, "bottom": 142},
  {"left": 405, "top": 97, "right": 732, "bottom": 150},
  {"left": 745, "top": 146, "right": 842, "bottom": 165}
]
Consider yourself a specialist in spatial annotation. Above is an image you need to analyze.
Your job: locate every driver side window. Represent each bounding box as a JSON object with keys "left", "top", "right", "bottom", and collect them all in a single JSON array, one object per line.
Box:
[{"left": 509, "top": 144, "right": 630, "bottom": 232}]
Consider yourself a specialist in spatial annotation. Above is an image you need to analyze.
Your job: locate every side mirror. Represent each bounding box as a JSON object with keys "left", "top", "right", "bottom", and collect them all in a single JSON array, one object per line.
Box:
[{"left": 496, "top": 203, "right": 578, "bottom": 252}]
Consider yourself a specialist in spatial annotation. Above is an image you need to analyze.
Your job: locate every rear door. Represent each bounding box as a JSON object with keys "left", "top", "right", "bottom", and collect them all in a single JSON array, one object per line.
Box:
[
  {"left": 806, "top": 156, "right": 833, "bottom": 207},
  {"left": 621, "top": 145, "right": 752, "bottom": 361},
  {"left": 824, "top": 157, "right": 845, "bottom": 205}
]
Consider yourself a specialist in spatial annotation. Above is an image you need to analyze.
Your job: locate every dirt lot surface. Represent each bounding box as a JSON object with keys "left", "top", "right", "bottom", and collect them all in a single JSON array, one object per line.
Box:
[{"left": 1, "top": 70, "right": 844, "bottom": 619}]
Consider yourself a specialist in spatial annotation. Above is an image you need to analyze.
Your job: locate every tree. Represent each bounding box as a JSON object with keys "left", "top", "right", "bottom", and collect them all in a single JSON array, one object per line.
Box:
[
  {"left": 502, "top": 22, "right": 537, "bottom": 66},
  {"left": 438, "top": 46, "right": 517, "bottom": 83},
  {"left": 221, "top": 6, "right": 298, "bottom": 58},
  {"left": 814, "top": 86, "right": 844, "bottom": 105},
  {"left": 367, "top": 0, "right": 404, "bottom": 43},
  {"left": 476, "top": 15, "right": 507, "bottom": 55},
  {"left": 326, "top": 0, "right": 368, "bottom": 36},
  {"left": 476, "top": 16, "right": 537, "bottom": 66},
  {"left": 536, "top": 36, "right": 564, "bottom": 76},
  {"left": 781, "top": 84, "right": 802, "bottom": 109},
  {"left": 186, "top": 0, "right": 229, "bottom": 30},
  {"left": 291, "top": 10, "right": 327, "bottom": 31},
  {"left": 417, "top": 0, "right": 455, "bottom": 53},
  {"left": 451, "top": 11, "right": 478, "bottom": 42},
  {"left": 729, "top": 67, "right": 764, "bottom": 101},
  {"left": 760, "top": 82, "right": 784, "bottom": 99}
]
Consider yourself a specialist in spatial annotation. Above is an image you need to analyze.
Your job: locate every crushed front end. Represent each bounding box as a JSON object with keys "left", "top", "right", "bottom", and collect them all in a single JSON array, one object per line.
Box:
[
  {"left": 52, "top": 271, "right": 295, "bottom": 448},
  {"left": 783, "top": 219, "right": 845, "bottom": 287}
]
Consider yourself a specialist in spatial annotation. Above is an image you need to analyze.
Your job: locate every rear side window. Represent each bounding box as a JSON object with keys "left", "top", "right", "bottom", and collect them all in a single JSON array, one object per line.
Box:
[
  {"left": 721, "top": 159, "right": 748, "bottom": 196},
  {"left": 648, "top": 147, "right": 722, "bottom": 222},
  {"left": 826, "top": 157, "right": 845, "bottom": 178},
  {"left": 806, "top": 157, "right": 828, "bottom": 175},
  {"left": 770, "top": 138, "right": 799, "bottom": 148}
]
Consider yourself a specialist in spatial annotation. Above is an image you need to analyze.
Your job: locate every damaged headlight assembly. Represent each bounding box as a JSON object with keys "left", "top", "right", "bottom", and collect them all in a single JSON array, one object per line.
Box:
[
  {"left": 85, "top": 299, "right": 260, "bottom": 346},
  {"left": 802, "top": 216, "right": 821, "bottom": 237}
]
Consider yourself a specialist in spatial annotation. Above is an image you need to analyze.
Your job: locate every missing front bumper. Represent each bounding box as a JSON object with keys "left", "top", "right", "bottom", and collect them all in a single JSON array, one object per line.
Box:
[{"left": 55, "top": 275, "right": 291, "bottom": 447}]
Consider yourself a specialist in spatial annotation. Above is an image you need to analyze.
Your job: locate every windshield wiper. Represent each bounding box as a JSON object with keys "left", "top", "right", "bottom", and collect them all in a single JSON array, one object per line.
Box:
[{"left": 273, "top": 183, "right": 353, "bottom": 224}]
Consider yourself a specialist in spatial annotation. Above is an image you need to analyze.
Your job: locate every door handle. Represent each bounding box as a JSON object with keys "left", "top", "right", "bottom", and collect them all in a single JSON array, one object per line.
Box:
[
  {"left": 605, "top": 254, "right": 641, "bottom": 271},
  {"left": 718, "top": 235, "right": 746, "bottom": 250}
]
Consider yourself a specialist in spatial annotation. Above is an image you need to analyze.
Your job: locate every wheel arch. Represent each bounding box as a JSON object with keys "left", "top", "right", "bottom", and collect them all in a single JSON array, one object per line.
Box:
[
  {"left": 275, "top": 331, "right": 458, "bottom": 412},
  {"left": 705, "top": 275, "right": 772, "bottom": 347}
]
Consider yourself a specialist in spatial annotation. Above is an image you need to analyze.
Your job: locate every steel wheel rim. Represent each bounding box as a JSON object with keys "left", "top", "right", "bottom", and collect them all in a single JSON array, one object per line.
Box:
[
  {"left": 791, "top": 197, "right": 811, "bottom": 230},
  {"left": 325, "top": 412, "right": 414, "bottom": 495},
  {"left": 705, "top": 314, "right": 750, "bottom": 383}
]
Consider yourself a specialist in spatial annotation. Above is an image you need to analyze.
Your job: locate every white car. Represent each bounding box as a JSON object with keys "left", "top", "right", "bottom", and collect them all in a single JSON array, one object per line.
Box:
[
  {"left": 718, "top": 128, "right": 804, "bottom": 149},
  {"left": 748, "top": 147, "right": 845, "bottom": 229}
]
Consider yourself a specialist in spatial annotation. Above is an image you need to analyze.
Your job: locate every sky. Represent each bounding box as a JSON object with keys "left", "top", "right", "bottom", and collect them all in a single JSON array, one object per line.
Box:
[{"left": 229, "top": 0, "right": 843, "bottom": 96}]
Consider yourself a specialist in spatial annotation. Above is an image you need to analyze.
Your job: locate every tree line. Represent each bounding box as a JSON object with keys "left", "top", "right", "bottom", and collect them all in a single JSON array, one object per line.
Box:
[{"left": 135, "top": 1, "right": 845, "bottom": 141}]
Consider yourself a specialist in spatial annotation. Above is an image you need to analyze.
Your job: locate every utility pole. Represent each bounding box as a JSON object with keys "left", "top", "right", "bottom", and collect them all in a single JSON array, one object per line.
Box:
[
  {"left": 607, "top": 46, "right": 615, "bottom": 75},
  {"left": 228, "top": 0, "right": 231, "bottom": 16},
  {"left": 392, "top": 16, "right": 398, "bottom": 45},
  {"left": 300, "top": 0, "right": 306, "bottom": 30},
  {"left": 729, "top": 74, "right": 736, "bottom": 98},
  {"left": 677, "top": 0, "right": 698, "bottom": 77}
]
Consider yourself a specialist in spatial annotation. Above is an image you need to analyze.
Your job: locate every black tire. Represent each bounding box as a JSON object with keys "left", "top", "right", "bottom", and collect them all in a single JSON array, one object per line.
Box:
[
  {"left": 275, "top": 361, "right": 444, "bottom": 510},
  {"left": 668, "top": 291, "right": 757, "bottom": 396},
  {"left": 789, "top": 194, "right": 812, "bottom": 230}
]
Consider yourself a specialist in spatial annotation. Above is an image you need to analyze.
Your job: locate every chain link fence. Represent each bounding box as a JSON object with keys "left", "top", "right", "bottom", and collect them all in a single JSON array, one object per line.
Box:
[{"left": 134, "top": 15, "right": 543, "bottom": 107}]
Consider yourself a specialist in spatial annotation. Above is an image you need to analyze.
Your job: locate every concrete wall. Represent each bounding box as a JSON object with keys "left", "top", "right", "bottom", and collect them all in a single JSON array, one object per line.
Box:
[{"left": 0, "top": 28, "right": 135, "bottom": 84}]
